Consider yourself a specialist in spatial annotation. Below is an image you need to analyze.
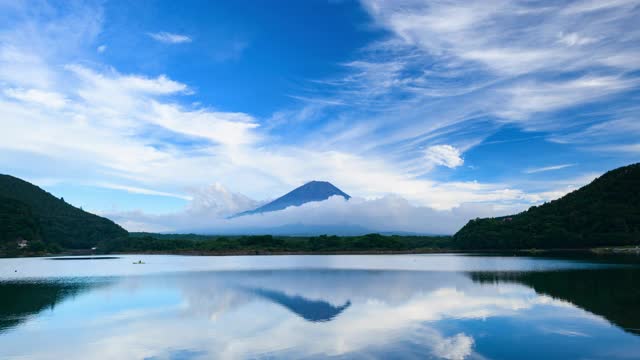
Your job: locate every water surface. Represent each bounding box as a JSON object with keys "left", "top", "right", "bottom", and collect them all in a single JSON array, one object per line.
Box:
[{"left": 1, "top": 254, "right": 639, "bottom": 359}]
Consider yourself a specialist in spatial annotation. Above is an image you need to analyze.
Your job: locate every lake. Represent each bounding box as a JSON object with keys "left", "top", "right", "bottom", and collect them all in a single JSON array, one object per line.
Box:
[{"left": 1, "top": 254, "right": 639, "bottom": 359}]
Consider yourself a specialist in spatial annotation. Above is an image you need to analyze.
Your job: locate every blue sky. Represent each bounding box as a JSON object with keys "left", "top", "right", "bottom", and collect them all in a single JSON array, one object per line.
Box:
[{"left": 1, "top": 0, "right": 639, "bottom": 233}]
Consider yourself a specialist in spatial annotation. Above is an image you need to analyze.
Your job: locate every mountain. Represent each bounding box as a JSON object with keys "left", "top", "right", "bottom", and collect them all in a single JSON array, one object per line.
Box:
[
  {"left": 453, "top": 163, "right": 640, "bottom": 249},
  {"left": 0, "top": 175, "right": 128, "bottom": 249},
  {"left": 233, "top": 181, "right": 350, "bottom": 217}
]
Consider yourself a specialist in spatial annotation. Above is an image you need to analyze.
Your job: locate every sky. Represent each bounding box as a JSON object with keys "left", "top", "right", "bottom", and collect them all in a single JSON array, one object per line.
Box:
[{"left": 1, "top": 0, "right": 639, "bottom": 234}]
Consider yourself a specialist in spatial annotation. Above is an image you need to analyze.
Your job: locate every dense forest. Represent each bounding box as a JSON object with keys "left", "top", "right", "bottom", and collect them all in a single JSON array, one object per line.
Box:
[
  {"left": 453, "top": 163, "right": 640, "bottom": 249},
  {"left": 0, "top": 196, "right": 40, "bottom": 243},
  {"left": 100, "top": 233, "right": 451, "bottom": 254},
  {"left": 0, "top": 174, "right": 127, "bottom": 252}
]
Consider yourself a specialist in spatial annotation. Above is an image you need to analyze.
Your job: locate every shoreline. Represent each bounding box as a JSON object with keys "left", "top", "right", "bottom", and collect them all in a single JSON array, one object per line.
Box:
[{"left": 3, "top": 246, "right": 640, "bottom": 258}]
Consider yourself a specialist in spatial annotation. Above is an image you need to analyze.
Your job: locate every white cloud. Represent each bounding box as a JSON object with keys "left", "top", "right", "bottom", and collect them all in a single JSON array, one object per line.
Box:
[
  {"left": 148, "top": 32, "right": 192, "bottom": 44},
  {"left": 3, "top": 88, "right": 67, "bottom": 109},
  {"left": 67, "top": 64, "right": 190, "bottom": 95},
  {"left": 524, "top": 164, "right": 575, "bottom": 174},
  {"left": 361, "top": 0, "right": 640, "bottom": 76},
  {"left": 185, "top": 182, "right": 261, "bottom": 218},
  {"left": 557, "top": 32, "right": 598, "bottom": 46},
  {"left": 497, "top": 75, "right": 636, "bottom": 122},
  {"left": 0, "top": 45, "right": 58, "bottom": 89},
  {"left": 425, "top": 144, "right": 464, "bottom": 169},
  {"left": 562, "top": 0, "right": 639, "bottom": 14},
  {"left": 594, "top": 143, "right": 640, "bottom": 153},
  {"left": 147, "top": 101, "right": 259, "bottom": 146},
  {"left": 97, "top": 44, "right": 107, "bottom": 53}
]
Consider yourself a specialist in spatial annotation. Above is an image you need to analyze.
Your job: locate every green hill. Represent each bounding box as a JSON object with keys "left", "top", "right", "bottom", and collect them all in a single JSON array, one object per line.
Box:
[
  {"left": 453, "top": 163, "right": 640, "bottom": 249},
  {"left": 0, "top": 196, "right": 40, "bottom": 242},
  {"left": 0, "top": 175, "right": 127, "bottom": 249}
]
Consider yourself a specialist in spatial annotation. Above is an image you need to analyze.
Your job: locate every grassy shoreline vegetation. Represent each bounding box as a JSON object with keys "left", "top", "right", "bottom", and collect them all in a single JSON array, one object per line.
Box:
[{"left": 1, "top": 163, "right": 639, "bottom": 258}]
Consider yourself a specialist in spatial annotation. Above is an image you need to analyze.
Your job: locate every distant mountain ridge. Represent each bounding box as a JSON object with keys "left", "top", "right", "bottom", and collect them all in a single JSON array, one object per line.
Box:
[
  {"left": 453, "top": 163, "right": 640, "bottom": 249},
  {"left": 233, "top": 181, "right": 350, "bottom": 218},
  {"left": 0, "top": 174, "right": 127, "bottom": 249}
]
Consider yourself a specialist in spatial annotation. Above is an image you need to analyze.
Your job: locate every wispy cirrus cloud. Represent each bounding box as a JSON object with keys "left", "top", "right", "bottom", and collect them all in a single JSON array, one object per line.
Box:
[
  {"left": 147, "top": 31, "right": 192, "bottom": 44},
  {"left": 3, "top": 88, "right": 67, "bottom": 109},
  {"left": 314, "top": 0, "right": 640, "bottom": 149},
  {"left": 524, "top": 164, "right": 576, "bottom": 174},
  {"left": 96, "top": 183, "right": 193, "bottom": 201},
  {"left": 593, "top": 143, "right": 640, "bottom": 154},
  {"left": 67, "top": 64, "right": 191, "bottom": 95}
]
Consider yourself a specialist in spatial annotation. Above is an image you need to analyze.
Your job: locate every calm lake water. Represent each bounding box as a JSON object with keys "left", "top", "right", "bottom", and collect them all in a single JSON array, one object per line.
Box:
[{"left": 1, "top": 254, "right": 639, "bottom": 359}]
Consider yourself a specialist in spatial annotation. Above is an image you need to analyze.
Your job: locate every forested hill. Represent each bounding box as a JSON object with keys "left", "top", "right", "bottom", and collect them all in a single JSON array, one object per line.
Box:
[
  {"left": 0, "top": 196, "right": 40, "bottom": 243},
  {"left": 453, "top": 163, "right": 640, "bottom": 249},
  {"left": 0, "top": 175, "right": 127, "bottom": 249}
]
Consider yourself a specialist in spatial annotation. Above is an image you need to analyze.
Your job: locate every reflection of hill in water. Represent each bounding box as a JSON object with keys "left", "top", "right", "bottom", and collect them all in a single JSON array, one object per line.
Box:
[
  {"left": 248, "top": 288, "right": 351, "bottom": 322},
  {"left": 0, "top": 280, "right": 100, "bottom": 333},
  {"left": 470, "top": 268, "right": 640, "bottom": 335}
]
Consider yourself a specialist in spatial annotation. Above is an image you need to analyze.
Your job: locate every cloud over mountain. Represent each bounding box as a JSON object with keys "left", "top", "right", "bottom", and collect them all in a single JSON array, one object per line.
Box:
[{"left": 105, "top": 182, "right": 531, "bottom": 235}]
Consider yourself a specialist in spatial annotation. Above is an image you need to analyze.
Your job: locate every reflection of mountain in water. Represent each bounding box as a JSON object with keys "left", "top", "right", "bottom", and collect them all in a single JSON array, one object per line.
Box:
[
  {"left": 470, "top": 268, "right": 640, "bottom": 335},
  {"left": 174, "top": 270, "right": 459, "bottom": 323},
  {"left": 0, "top": 280, "right": 100, "bottom": 333},
  {"left": 248, "top": 287, "right": 351, "bottom": 322}
]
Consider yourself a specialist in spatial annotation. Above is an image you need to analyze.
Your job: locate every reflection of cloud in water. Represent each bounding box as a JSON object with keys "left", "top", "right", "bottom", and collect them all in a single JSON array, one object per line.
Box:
[
  {"left": 430, "top": 332, "right": 475, "bottom": 360},
  {"left": 98, "top": 271, "right": 559, "bottom": 358},
  {"left": 2, "top": 269, "right": 640, "bottom": 359}
]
